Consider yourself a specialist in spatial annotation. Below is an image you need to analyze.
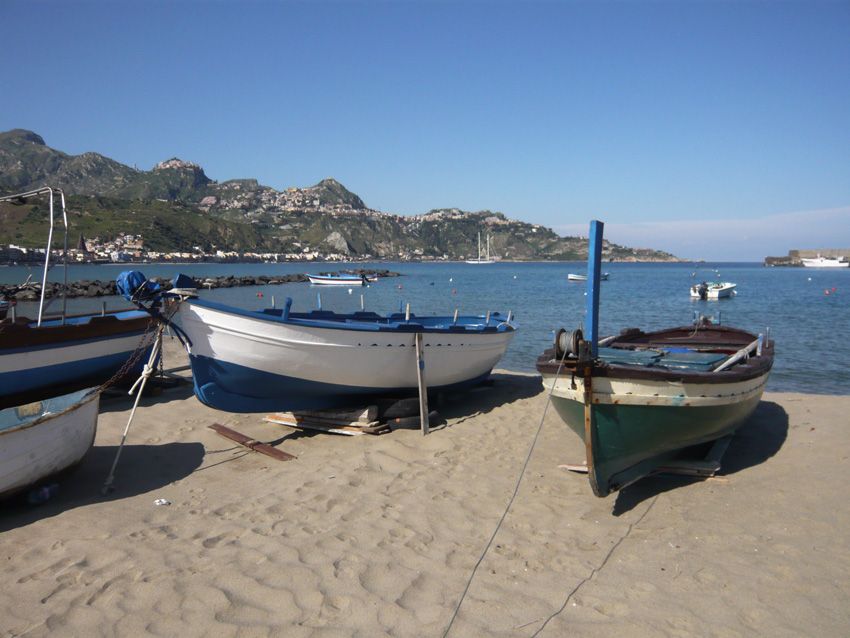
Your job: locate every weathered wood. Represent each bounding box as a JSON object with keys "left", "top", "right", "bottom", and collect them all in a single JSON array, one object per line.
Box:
[
  {"left": 208, "top": 423, "right": 296, "bottom": 461},
  {"left": 264, "top": 415, "right": 390, "bottom": 436},
  {"left": 273, "top": 405, "right": 378, "bottom": 425}
]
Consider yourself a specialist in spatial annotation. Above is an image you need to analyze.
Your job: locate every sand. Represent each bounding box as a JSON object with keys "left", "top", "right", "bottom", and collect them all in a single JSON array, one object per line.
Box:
[{"left": 2, "top": 337, "right": 849, "bottom": 637}]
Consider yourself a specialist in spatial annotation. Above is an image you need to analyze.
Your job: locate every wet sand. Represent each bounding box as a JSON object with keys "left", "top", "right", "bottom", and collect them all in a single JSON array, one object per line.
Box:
[{"left": 2, "top": 338, "right": 849, "bottom": 636}]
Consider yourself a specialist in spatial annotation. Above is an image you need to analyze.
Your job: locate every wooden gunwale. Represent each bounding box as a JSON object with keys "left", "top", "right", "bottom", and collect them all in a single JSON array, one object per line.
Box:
[
  {"left": 0, "top": 312, "right": 151, "bottom": 350},
  {"left": 535, "top": 325, "right": 774, "bottom": 385}
]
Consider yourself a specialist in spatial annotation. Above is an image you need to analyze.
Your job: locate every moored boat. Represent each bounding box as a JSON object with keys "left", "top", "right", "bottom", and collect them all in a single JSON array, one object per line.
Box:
[
  {"left": 170, "top": 294, "right": 517, "bottom": 412},
  {"left": 538, "top": 221, "right": 773, "bottom": 497},
  {"left": 307, "top": 273, "right": 372, "bottom": 286},
  {"left": 690, "top": 281, "right": 737, "bottom": 299},
  {"left": 568, "top": 272, "right": 609, "bottom": 282},
  {"left": 0, "top": 388, "right": 100, "bottom": 500},
  {"left": 800, "top": 255, "right": 849, "bottom": 268},
  {"left": 0, "top": 188, "right": 154, "bottom": 409}
]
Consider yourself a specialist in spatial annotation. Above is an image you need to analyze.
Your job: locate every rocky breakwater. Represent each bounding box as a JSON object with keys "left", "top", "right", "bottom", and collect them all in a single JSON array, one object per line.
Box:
[{"left": 0, "top": 269, "right": 399, "bottom": 300}]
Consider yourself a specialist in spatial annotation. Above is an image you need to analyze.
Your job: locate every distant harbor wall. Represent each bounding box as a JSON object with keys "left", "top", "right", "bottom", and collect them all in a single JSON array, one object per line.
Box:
[
  {"left": 764, "top": 248, "right": 850, "bottom": 266},
  {"left": 0, "top": 269, "right": 399, "bottom": 301}
]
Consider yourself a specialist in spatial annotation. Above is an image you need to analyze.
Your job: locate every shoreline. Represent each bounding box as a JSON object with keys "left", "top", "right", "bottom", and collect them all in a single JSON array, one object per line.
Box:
[{"left": 2, "top": 339, "right": 849, "bottom": 635}]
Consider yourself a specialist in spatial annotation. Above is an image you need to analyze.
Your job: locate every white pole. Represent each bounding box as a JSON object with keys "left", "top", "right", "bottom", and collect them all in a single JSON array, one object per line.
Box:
[
  {"left": 38, "top": 188, "right": 55, "bottom": 326},
  {"left": 102, "top": 326, "right": 163, "bottom": 493}
]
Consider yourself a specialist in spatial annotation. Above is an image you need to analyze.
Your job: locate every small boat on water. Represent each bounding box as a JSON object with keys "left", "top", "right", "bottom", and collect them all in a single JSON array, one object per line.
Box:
[
  {"left": 690, "top": 281, "right": 737, "bottom": 299},
  {"left": 155, "top": 275, "right": 517, "bottom": 412},
  {"left": 568, "top": 272, "right": 609, "bottom": 282},
  {"left": 0, "top": 188, "right": 154, "bottom": 409},
  {"left": 801, "top": 255, "right": 849, "bottom": 268},
  {"left": 0, "top": 388, "right": 100, "bottom": 500},
  {"left": 538, "top": 221, "right": 773, "bottom": 497},
  {"left": 306, "top": 273, "right": 375, "bottom": 286}
]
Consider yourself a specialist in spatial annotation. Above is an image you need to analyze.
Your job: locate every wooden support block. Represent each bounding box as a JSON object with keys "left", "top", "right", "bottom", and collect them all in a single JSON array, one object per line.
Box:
[
  {"left": 208, "top": 423, "right": 296, "bottom": 461},
  {"left": 291, "top": 405, "right": 378, "bottom": 424}
]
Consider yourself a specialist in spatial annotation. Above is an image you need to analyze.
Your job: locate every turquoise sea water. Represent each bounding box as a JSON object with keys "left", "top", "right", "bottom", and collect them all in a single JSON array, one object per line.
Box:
[{"left": 3, "top": 261, "right": 848, "bottom": 394}]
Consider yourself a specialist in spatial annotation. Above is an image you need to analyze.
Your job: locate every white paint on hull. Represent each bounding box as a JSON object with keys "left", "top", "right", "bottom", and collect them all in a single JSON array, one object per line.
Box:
[
  {"left": 0, "top": 390, "right": 99, "bottom": 497},
  {"left": 178, "top": 303, "right": 515, "bottom": 390},
  {"left": 541, "top": 369, "right": 769, "bottom": 408}
]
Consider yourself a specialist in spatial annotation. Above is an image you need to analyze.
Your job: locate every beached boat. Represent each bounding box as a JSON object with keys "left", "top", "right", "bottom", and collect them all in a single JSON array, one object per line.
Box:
[
  {"left": 537, "top": 220, "right": 773, "bottom": 497},
  {"left": 168, "top": 291, "right": 516, "bottom": 412},
  {"left": 307, "top": 273, "right": 373, "bottom": 286},
  {"left": 0, "top": 188, "right": 154, "bottom": 409},
  {"left": 0, "top": 388, "right": 99, "bottom": 500},
  {"left": 690, "top": 281, "right": 737, "bottom": 299},
  {"left": 568, "top": 272, "right": 609, "bottom": 282},
  {"left": 801, "top": 255, "right": 849, "bottom": 268},
  {"left": 466, "top": 232, "right": 495, "bottom": 264}
]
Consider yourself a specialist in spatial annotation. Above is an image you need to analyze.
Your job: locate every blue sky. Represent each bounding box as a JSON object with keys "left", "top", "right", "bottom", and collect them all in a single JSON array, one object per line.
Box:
[{"left": 2, "top": 0, "right": 849, "bottom": 259}]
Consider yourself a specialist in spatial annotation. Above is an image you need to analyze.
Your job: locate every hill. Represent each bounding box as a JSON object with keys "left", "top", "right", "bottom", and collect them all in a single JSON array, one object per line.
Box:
[{"left": 0, "top": 129, "right": 679, "bottom": 261}]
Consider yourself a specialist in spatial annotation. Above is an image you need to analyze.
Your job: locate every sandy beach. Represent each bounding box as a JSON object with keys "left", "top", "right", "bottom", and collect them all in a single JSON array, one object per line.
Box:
[{"left": 2, "top": 338, "right": 849, "bottom": 637}]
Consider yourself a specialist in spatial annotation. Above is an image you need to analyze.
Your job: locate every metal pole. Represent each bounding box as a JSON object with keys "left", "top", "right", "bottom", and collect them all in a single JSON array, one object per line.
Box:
[
  {"left": 60, "top": 190, "right": 68, "bottom": 325},
  {"left": 38, "top": 188, "right": 55, "bottom": 327}
]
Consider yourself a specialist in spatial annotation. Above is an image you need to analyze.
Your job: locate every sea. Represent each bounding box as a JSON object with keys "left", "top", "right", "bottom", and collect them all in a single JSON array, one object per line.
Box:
[{"left": 2, "top": 261, "right": 848, "bottom": 395}]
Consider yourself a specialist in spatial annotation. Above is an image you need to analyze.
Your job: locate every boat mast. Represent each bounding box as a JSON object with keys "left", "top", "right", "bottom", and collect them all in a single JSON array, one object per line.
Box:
[{"left": 477, "top": 232, "right": 482, "bottom": 262}]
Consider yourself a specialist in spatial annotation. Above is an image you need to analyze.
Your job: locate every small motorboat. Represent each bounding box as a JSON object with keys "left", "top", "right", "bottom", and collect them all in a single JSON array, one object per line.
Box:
[
  {"left": 690, "top": 281, "right": 737, "bottom": 299},
  {"left": 0, "top": 388, "right": 100, "bottom": 500},
  {"left": 568, "top": 272, "right": 608, "bottom": 282},
  {"left": 307, "top": 273, "right": 371, "bottom": 286}
]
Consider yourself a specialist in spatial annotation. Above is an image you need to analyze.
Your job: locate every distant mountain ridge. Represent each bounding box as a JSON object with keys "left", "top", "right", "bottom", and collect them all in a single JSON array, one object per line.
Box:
[{"left": 0, "top": 129, "right": 679, "bottom": 261}]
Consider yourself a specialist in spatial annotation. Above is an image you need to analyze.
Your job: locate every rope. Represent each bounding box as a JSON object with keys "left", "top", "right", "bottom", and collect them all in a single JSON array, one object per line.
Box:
[{"left": 442, "top": 348, "right": 570, "bottom": 637}]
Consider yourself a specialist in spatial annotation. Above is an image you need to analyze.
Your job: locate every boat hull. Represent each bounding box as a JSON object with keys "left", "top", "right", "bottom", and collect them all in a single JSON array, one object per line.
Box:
[
  {"left": 542, "top": 370, "right": 768, "bottom": 496},
  {"left": 690, "top": 282, "right": 736, "bottom": 299},
  {"left": 0, "top": 388, "right": 99, "bottom": 499},
  {"left": 0, "top": 311, "right": 153, "bottom": 409},
  {"left": 307, "top": 275, "right": 367, "bottom": 285},
  {"left": 177, "top": 300, "right": 515, "bottom": 412}
]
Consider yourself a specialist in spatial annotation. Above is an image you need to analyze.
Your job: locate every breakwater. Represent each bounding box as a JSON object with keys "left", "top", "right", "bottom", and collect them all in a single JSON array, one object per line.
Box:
[{"left": 0, "top": 269, "right": 399, "bottom": 300}]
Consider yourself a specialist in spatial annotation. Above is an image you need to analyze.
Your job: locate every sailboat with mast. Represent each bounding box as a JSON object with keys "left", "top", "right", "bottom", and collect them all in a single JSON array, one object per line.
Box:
[{"left": 465, "top": 232, "right": 495, "bottom": 264}]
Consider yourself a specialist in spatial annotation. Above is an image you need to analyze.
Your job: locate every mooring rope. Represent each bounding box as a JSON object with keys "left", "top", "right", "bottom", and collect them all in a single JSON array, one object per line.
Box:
[{"left": 442, "top": 349, "right": 570, "bottom": 637}]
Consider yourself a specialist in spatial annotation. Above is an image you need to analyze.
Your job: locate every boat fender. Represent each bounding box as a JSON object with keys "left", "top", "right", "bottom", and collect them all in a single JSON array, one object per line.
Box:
[{"left": 554, "top": 328, "right": 583, "bottom": 360}]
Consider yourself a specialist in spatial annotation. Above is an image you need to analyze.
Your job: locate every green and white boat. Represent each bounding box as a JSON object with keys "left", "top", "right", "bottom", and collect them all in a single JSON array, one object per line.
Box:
[
  {"left": 537, "top": 220, "right": 774, "bottom": 497},
  {"left": 536, "top": 323, "right": 774, "bottom": 497}
]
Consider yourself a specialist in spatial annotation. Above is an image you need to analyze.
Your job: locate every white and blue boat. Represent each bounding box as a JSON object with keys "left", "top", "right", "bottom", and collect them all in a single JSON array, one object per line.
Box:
[
  {"left": 170, "top": 294, "right": 517, "bottom": 412},
  {"left": 0, "top": 187, "right": 153, "bottom": 409},
  {"left": 0, "top": 388, "right": 100, "bottom": 500},
  {"left": 307, "top": 273, "right": 374, "bottom": 286}
]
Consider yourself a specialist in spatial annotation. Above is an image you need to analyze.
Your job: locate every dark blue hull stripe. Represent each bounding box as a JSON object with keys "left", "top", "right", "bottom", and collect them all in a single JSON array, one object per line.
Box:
[
  {"left": 0, "top": 350, "right": 149, "bottom": 399},
  {"left": 189, "top": 354, "right": 491, "bottom": 412}
]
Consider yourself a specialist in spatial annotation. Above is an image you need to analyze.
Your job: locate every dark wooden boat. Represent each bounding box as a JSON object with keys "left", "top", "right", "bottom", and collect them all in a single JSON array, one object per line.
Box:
[
  {"left": 537, "top": 322, "right": 774, "bottom": 496},
  {"left": 537, "top": 220, "right": 774, "bottom": 497}
]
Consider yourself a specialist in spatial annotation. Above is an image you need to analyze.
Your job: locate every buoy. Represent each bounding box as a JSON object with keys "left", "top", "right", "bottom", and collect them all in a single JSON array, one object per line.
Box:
[
  {"left": 451, "top": 288, "right": 457, "bottom": 295},
  {"left": 825, "top": 289, "right": 830, "bottom": 295},
  {"left": 808, "top": 277, "right": 812, "bottom": 281},
  {"left": 257, "top": 292, "right": 263, "bottom": 298},
  {"left": 513, "top": 275, "right": 517, "bottom": 279},
  {"left": 348, "top": 288, "right": 353, "bottom": 294},
  {"left": 449, "top": 277, "right": 453, "bottom": 282},
  {"left": 397, "top": 284, "right": 403, "bottom": 289}
]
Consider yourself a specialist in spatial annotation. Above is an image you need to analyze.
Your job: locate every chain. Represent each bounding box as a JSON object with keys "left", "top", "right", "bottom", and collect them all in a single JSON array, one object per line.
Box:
[{"left": 95, "top": 301, "right": 179, "bottom": 394}]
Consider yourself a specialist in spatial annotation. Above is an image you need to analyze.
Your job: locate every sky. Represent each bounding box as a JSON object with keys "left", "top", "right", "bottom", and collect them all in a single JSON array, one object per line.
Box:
[{"left": 2, "top": 0, "right": 849, "bottom": 260}]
